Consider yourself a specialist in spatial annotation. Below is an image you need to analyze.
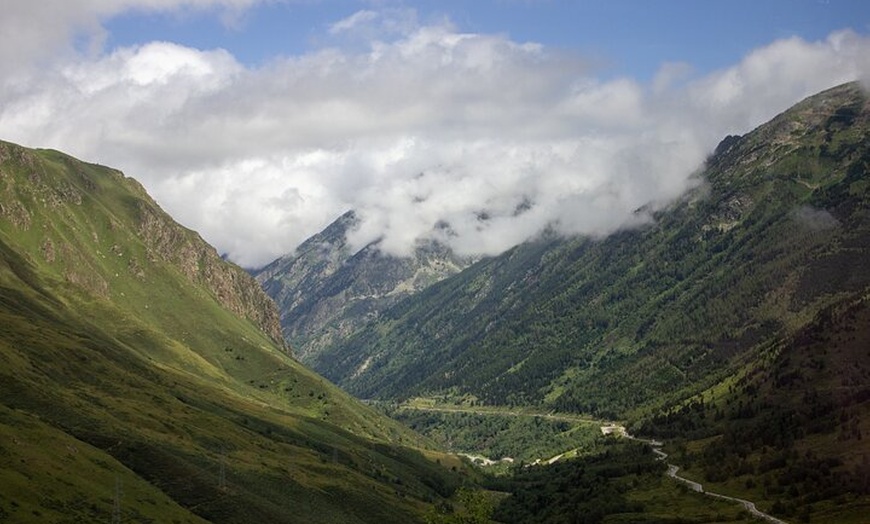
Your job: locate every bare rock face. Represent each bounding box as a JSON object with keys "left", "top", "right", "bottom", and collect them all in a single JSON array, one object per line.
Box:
[
  {"left": 256, "top": 210, "right": 474, "bottom": 362},
  {"left": 133, "top": 195, "right": 287, "bottom": 350}
]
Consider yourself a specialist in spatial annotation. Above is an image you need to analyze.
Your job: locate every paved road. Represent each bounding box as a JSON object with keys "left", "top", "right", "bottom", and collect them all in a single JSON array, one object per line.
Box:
[
  {"left": 626, "top": 431, "right": 789, "bottom": 524},
  {"left": 396, "top": 403, "right": 598, "bottom": 424},
  {"left": 396, "top": 405, "right": 789, "bottom": 523}
]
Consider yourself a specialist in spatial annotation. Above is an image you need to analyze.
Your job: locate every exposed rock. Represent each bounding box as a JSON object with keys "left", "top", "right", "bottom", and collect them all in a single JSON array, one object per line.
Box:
[
  {"left": 257, "top": 210, "right": 473, "bottom": 361},
  {"left": 136, "top": 201, "right": 286, "bottom": 350}
]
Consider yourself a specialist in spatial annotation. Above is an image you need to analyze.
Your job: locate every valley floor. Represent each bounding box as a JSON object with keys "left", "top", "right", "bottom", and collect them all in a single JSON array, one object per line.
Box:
[{"left": 387, "top": 401, "right": 765, "bottom": 523}]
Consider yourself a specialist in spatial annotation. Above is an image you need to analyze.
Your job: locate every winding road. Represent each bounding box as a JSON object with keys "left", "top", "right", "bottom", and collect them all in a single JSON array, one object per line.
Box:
[
  {"left": 626, "top": 432, "right": 789, "bottom": 524},
  {"left": 395, "top": 403, "right": 789, "bottom": 523}
]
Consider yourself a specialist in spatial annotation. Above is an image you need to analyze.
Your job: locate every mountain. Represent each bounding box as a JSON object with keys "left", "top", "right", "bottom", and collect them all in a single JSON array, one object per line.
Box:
[
  {"left": 0, "top": 141, "right": 467, "bottom": 523},
  {"left": 638, "top": 293, "right": 870, "bottom": 522},
  {"left": 255, "top": 210, "right": 473, "bottom": 363},
  {"left": 296, "top": 81, "right": 870, "bottom": 521},
  {"left": 311, "top": 81, "right": 870, "bottom": 415}
]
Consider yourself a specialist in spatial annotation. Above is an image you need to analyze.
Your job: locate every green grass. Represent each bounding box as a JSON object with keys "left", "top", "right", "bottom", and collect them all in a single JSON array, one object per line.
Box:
[
  {"left": 620, "top": 475, "right": 757, "bottom": 524},
  {"left": 0, "top": 295, "right": 462, "bottom": 522},
  {"left": 0, "top": 404, "right": 209, "bottom": 524},
  {"left": 384, "top": 402, "right": 604, "bottom": 465},
  {"left": 0, "top": 140, "right": 470, "bottom": 523}
]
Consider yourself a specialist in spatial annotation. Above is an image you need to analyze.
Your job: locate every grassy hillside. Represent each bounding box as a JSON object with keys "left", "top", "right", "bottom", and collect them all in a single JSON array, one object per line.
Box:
[{"left": 0, "top": 141, "right": 468, "bottom": 522}]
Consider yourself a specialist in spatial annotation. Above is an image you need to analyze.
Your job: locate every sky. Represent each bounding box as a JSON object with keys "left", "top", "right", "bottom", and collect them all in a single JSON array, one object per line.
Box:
[{"left": 1, "top": 1, "right": 869, "bottom": 268}]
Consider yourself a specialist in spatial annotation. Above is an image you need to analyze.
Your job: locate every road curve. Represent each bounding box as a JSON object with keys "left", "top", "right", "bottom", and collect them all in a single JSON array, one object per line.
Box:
[{"left": 623, "top": 431, "right": 789, "bottom": 524}]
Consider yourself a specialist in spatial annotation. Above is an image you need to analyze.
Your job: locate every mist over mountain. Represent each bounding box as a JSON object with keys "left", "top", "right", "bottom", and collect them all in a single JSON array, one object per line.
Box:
[
  {"left": 312, "top": 82, "right": 870, "bottom": 413},
  {"left": 255, "top": 210, "right": 475, "bottom": 363},
  {"left": 5, "top": 3, "right": 870, "bottom": 522},
  {"left": 256, "top": 82, "right": 870, "bottom": 521},
  {"left": 3, "top": 77, "right": 870, "bottom": 523},
  {"left": 3, "top": 4, "right": 870, "bottom": 267}
]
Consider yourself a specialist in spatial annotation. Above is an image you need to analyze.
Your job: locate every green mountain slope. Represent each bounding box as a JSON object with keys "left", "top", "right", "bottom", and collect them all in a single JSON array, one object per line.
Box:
[
  {"left": 0, "top": 141, "right": 466, "bottom": 523},
  {"left": 296, "top": 81, "right": 870, "bottom": 522},
  {"left": 640, "top": 294, "right": 870, "bottom": 522},
  {"left": 255, "top": 210, "right": 473, "bottom": 363},
  {"left": 313, "top": 81, "right": 870, "bottom": 419}
]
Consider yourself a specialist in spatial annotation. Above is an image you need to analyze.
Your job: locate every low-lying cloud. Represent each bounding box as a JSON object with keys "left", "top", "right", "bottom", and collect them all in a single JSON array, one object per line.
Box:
[
  {"left": 1, "top": 4, "right": 869, "bottom": 267},
  {"left": 793, "top": 205, "right": 841, "bottom": 232}
]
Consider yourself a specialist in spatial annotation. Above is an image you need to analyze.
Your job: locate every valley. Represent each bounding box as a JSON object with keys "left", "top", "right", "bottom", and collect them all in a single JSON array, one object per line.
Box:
[
  {"left": 393, "top": 400, "right": 794, "bottom": 522},
  {"left": 0, "top": 141, "right": 472, "bottom": 523},
  {"left": 1, "top": 1, "right": 868, "bottom": 523},
  {"left": 259, "top": 81, "right": 870, "bottom": 523},
  {"left": 0, "top": 81, "right": 868, "bottom": 523}
]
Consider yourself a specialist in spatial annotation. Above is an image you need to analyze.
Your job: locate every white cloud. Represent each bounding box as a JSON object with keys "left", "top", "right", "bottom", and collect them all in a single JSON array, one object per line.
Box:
[
  {"left": 1, "top": 6, "right": 869, "bottom": 267},
  {"left": 329, "top": 10, "right": 380, "bottom": 35},
  {"left": 0, "top": 0, "right": 264, "bottom": 74},
  {"left": 686, "top": 31, "right": 870, "bottom": 136}
]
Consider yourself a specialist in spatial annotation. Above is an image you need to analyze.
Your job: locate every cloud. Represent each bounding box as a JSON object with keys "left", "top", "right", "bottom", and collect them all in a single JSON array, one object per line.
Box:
[
  {"left": 329, "top": 10, "right": 380, "bottom": 35},
  {"left": 1, "top": 6, "right": 869, "bottom": 267},
  {"left": 792, "top": 205, "right": 840, "bottom": 232},
  {"left": 0, "top": 0, "right": 265, "bottom": 74},
  {"left": 686, "top": 31, "right": 870, "bottom": 136}
]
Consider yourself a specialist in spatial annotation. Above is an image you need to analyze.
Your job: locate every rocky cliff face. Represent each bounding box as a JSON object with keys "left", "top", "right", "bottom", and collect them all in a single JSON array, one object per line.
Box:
[{"left": 135, "top": 198, "right": 286, "bottom": 349}]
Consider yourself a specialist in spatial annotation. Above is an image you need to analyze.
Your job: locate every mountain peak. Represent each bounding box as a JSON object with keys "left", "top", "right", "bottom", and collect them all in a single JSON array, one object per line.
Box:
[
  {"left": 256, "top": 209, "right": 475, "bottom": 361},
  {"left": 0, "top": 139, "right": 285, "bottom": 349}
]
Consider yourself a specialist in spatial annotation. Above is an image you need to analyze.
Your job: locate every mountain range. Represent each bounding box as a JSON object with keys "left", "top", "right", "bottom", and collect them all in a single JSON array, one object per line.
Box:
[
  {"left": 293, "top": 82, "right": 869, "bottom": 413},
  {"left": 261, "top": 81, "right": 870, "bottom": 522},
  {"left": 255, "top": 210, "right": 473, "bottom": 363},
  {"left": 2, "top": 80, "right": 869, "bottom": 524}
]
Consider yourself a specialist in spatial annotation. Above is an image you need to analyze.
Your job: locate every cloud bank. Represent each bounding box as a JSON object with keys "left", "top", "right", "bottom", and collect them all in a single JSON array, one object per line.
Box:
[{"left": 1, "top": 4, "right": 869, "bottom": 267}]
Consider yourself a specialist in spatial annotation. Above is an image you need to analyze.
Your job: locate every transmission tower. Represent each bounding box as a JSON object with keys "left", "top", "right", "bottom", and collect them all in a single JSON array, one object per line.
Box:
[
  {"left": 111, "top": 476, "right": 122, "bottom": 524},
  {"left": 218, "top": 448, "right": 227, "bottom": 491}
]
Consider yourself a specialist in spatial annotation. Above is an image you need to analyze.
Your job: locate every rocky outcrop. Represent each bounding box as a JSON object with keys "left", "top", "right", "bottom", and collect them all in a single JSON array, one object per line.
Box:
[
  {"left": 256, "top": 210, "right": 473, "bottom": 361},
  {"left": 135, "top": 197, "right": 287, "bottom": 350}
]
